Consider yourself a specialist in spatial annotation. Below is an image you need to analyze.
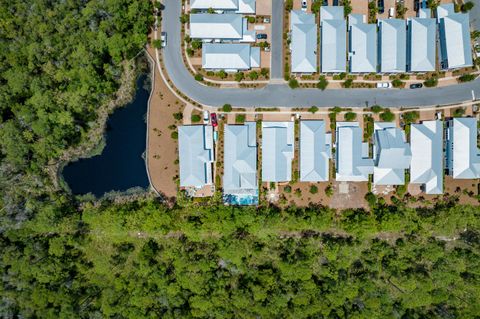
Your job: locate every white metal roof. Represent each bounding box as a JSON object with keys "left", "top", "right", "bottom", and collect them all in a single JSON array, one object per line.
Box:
[
  {"left": 291, "top": 22, "right": 317, "bottom": 73},
  {"left": 349, "top": 23, "right": 377, "bottom": 73},
  {"left": 348, "top": 14, "right": 365, "bottom": 28},
  {"left": 321, "top": 19, "right": 347, "bottom": 73},
  {"left": 250, "top": 47, "right": 260, "bottom": 68},
  {"left": 408, "top": 18, "right": 436, "bottom": 72},
  {"left": 290, "top": 10, "right": 315, "bottom": 30},
  {"left": 178, "top": 125, "right": 214, "bottom": 187},
  {"left": 440, "top": 13, "right": 473, "bottom": 69},
  {"left": 202, "top": 43, "right": 252, "bottom": 70},
  {"left": 418, "top": 7, "right": 431, "bottom": 18},
  {"left": 335, "top": 122, "right": 374, "bottom": 182},
  {"left": 379, "top": 19, "right": 406, "bottom": 73},
  {"left": 190, "top": 0, "right": 239, "bottom": 10},
  {"left": 373, "top": 123, "right": 412, "bottom": 185},
  {"left": 223, "top": 123, "right": 258, "bottom": 194},
  {"left": 190, "top": 14, "right": 243, "bottom": 39},
  {"left": 236, "top": 0, "right": 256, "bottom": 14},
  {"left": 410, "top": 121, "right": 443, "bottom": 194},
  {"left": 436, "top": 3, "right": 455, "bottom": 22},
  {"left": 262, "top": 122, "right": 294, "bottom": 182},
  {"left": 300, "top": 121, "right": 331, "bottom": 182},
  {"left": 320, "top": 6, "right": 344, "bottom": 21},
  {"left": 447, "top": 118, "right": 480, "bottom": 179}
]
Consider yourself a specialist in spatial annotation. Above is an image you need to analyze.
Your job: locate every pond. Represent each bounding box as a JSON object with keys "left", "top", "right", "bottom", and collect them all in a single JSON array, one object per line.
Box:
[{"left": 62, "top": 74, "right": 150, "bottom": 197}]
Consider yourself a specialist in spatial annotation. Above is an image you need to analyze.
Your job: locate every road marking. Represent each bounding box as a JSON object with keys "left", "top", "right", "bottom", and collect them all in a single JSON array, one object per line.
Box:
[{"left": 472, "top": 90, "right": 476, "bottom": 101}]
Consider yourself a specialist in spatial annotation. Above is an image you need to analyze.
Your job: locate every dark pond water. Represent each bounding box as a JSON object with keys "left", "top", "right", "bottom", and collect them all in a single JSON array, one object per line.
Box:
[{"left": 62, "top": 75, "right": 150, "bottom": 197}]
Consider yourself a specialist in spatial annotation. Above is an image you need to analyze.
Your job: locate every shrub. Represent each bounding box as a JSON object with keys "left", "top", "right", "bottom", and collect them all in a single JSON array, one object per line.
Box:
[
  {"left": 217, "top": 70, "right": 227, "bottom": 79},
  {"left": 453, "top": 107, "right": 465, "bottom": 117},
  {"left": 308, "top": 106, "right": 319, "bottom": 114},
  {"left": 261, "top": 68, "right": 269, "bottom": 77},
  {"left": 235, "top": 114, "right": 246, "bottom": 124},
  {"left": 317, "top": 76, "right": 329, "bottom": 90},
  {"left": 365, "top": 192, "right": 377, "bottom": 206},
  {"left": 288, "top": 78, "right": 299, "bottom": 89},
  {"left": 248, "top": 71, "right": 259, "bottom": 80},
  {"left": 173, "top": 112, "right": 183, "bottom": 120},
  {"left": 194, "top": 74, "right": 203, "bottom": 81},
  {"left": 343, "top": 79, "right": 353, "bottom": 88},
  {"left": 344, "top": 111, "right": 357, "bottom": 121},
  {"left": 191, "top": 40, "right": 202, "bottom": 50},
  {"left": 184, "top": 35, "right": 191, "bottom": 44},
  {"left": 235, "top": 72, "right": 244, "bottom": 82},
  {"left": 391, "top": 79, "right": 404, "bottom": 88},
  {"left": 309, "top": 185, "right": 318, "bottom": 194},
  {"left": 248, "top": 16, "right": 256, "bottom": 23},
  {"left": 424, "top": 77, "right": 438, "bottom": 87},
  {"left": 152, "top": 39, "right": 162, "bottom": 49},
  {"left": 284, "top": 185, "right": 292, "bottom": 193},
  {"left": 222, "top": 104, "right": 232, "bottom": 112},
  {"left": 371, "top": 105, "right": 383, "bottom": 113},
  {"left": 380, "top": 109, "right": 395, "bottom": 122},
  {"left": 191, "top": 114, "right": 201, "bottom": 123},
  {"left": 180, "top": 14, "right": 189, "bottom": 24},
  {"left": 461, "top": 1, "right": 474, "bottom": 12},
  {"left": 285, "top": 0, "right": 293, "bottom": 11},
  {"left": 396, "top": 185, "right": 407, "bottom": 198},
  {"left": 325, "top": 185, "right": 334, "bottom": 197},
  {"left": 458, "top": 74, "right": 476, "bottom": 82},
  {"left": 402, "top": 111, "right": 419, "bottom": 124},
  {"left": 171, "top": 131, "right": 178, "bottom": 139},
  {"left": 186, "top": 48, "right": 194, "bottom": 56}
]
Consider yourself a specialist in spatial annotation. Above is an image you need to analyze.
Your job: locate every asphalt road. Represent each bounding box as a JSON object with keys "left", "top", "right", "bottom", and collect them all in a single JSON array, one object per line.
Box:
[
  {"left": 161, "top": 0, "right": 479, "bottom": 108},
  {"left": 270, "top": 0, "right": 284, "bottom": 79},
  {"left": 470, "top": 0, "right": 480, "bottom": 31}
]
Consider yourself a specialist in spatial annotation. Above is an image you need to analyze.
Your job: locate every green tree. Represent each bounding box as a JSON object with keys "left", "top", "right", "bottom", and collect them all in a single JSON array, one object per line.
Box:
[
  {"left": 317, "top": 76, "right": 329, "bottom": 90},
  {"left": 235, "top": 72, "right": 244, "bottom": 82},
  {"left": 344, "top": 111, "right": 357, "bottom": 121},
  {"left": 222, "top": 104, "right": 233, "bottom": 112},
  {"left": 310, "top": 185, "right": 318, "bottom": 194},
  {"left": 248, "top": 71, "right": 259, "bottom": 80},
  {"left": 289, "top": 78, "right": 299, "bottom": 89},
  {"left": 308, "top": 106, "right": 319, "bottom": 114},
  {"left": 380, "top": 109, "right": 395, "bottom": 122},
  {"left": 191, "top": 114, "right": 202, "bottom": 122}
]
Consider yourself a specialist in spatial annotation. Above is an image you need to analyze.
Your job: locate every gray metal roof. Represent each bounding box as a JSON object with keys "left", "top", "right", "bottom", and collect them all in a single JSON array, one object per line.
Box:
[
  {"left": 349, "top": 23, "right": 377, "bottom": 73},
  {"left": 418, "top": 7, "right": 431, "bottom": 18},
  {"left": 379, "top": 19, "right": 406, "bottom": 73},
  {"left": 320, "top": 6, "right": 344, "bottom": 21},
  {"left": 261, "top": 122, "right": 294, "bottom": 182},
  {"left": 410, "top": 121, "right": 443, "bottom": 194},
  {"left": 321, "top": 19, "right": 346, "bottom": 73},
  {"left": 202, "top": 43, "right": 252, "bottom": 70},
  {"left": 335, "top": 122, "right": 374, "bottom": 182},
  {"left": 436, "top": 3, "right": 455, "bottom": 22},
  {"left": 408, "top": 18, "right": 436, "bottom": 72},
  {"left": 223, "top": 123, "right": 258, "bottom": 194},
  {"left": 300, "top": 121, "right": 331, "bottom": 182},
  {"left": 236, "top": 0, "right": 256, "bottom": 14},
  {"left": 178, "top": 125, "right": 214, "bottom": 187},
  {"left": 290, "top": 10, "right": 315, "bottom": 30},
  {"left": 291, "top": 21, "right": 317, "bottom": 73},
  {"left": 348, "top": 14, "right": 365, "bottom": 28},
  {"left": 373, "top": 123, "right": 412, "bottom": 185},
  {"left": 446, "top": 118, "right": 480, "bottom": 179},
  {"left": 190, "top": 14, "right": 243, "bottom": 39},
  {"left": 191, "top": 0, "right": 238, "bottom": 10},
  {"left": 440, "top": 13, "right": 473, "bottom": 69}
]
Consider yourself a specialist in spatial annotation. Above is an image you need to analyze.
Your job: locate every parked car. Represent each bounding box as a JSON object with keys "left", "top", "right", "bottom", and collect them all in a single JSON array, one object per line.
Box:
[
  {"left": 378, "top": 0, "right": 385, "bottom": 14},
  {"left": 410, "top": 83, "right": 423, "bottom": 89},
  {"left": 388, "top": 7, "right": 395, "bottom": 18},
  {"left": 203, "top": 110, "right": 209, "bottom": 124},
  {"left": 377, "top": 82, "right": 392, "bottom": 89},
  {"left": 160, "top": 32, "right": 167, "bottom": 47},
  {"left": 256, "top": 33, "right": 267, "bottom": 40},
  {"left": 263, "top": 17, "right": 270, "bottom": 23},
  {"left": 211, "top": 113, "right": 218, "bottom": 127},
  {"left": 301, "top": 0, "right": 307, "bottom": 11}
]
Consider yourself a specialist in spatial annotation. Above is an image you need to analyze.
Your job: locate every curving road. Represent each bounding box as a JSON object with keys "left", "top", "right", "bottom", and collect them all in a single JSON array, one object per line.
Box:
[{"left": 161, "top": 0, "right": 479, "bottom": 108}]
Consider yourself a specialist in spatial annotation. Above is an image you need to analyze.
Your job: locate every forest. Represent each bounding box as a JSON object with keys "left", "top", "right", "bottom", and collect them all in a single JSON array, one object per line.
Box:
[{"left": 1, "top": 0, "right": 480, "bottom": 318}]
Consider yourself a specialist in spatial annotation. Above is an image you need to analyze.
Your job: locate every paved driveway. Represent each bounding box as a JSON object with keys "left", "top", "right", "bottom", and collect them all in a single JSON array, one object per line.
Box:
[{"left": 161, "top": 0, "right": 479, "bottom": 108}]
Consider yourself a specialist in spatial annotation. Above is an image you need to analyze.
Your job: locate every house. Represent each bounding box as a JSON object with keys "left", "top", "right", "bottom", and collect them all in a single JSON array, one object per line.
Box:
[
  {"left": 407, "top": 18, "right": 436, "bottom": 72},
  {"left": 379, "top": 19, "right": 406, "bottom": 73},
  {"left": 438, "top": 12, "right": 473, "bottom": 69},
  {"left": 348, "top": 14, "right": 365, "bottom": 28},
  {"left": 290, "top": 10, "right": 317, "bottom": 73},
  {"left": 262, "top": 122, "right": 294, "bottom": 182},
  {"left": 202, "top": 43, "right": 260, "bottom": 71},
  {"left": 300, "top": 121, "right": 331, "bottom": 182},
  {"left": 178, "top": 125, "right": 214, "bottom": 188},
  {"left": 335, "top": 122, "right": 374, "bottom": 181},
  {"left": 410, "top": 120, "right": 443, "bottom": 194},
  {"left": 418, "top": 7, "right": 431, "bottom": 18},
  {"left": 190, "top": 0, "right": 256, "bottom": 14},
  {"left": 349, "top": 23, "right": 377, "bottom": 73},
  {"left": 321, "top": 8, "right": 346, "bottom": 73},
  {"left": 223, "top": 123, "right": 258, "bottom": 204},
  {"left": 446, "top": 118, "right": 480, "bottom": 179},
  {"left": 190, "top": 14, "right": 243, "bottom": 40},
  {"left": 373, "top": 123, "right": 412, "bottom": 185},
  {"left": 436, "top": 3, "right": 455, "bottom": 22}
]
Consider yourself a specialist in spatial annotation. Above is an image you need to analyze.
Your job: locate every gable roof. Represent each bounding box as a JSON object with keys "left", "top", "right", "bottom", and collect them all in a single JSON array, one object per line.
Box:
[
  {"left": 202, "top": 43, "right": 252, "bottom": 69},
  {"left": 300, "top": 121, "right": 331, "bottom": 182},
  {"left": 436, "top": 3, "right": 455, "bottom": 22},
  {"left": 373, "top": 123, "right": 412, "bottom": 185},
  {"left": 410, "top": 121, "right": 443, "bottom": 194},
  {"left": 291, "top": 22, "right": 317, "bottom": 73},
  {"left": 440, "top": 13, "right": 473, "bottom": 69},
  {"left": 262, "top": 122, "right": 294, "bottom": 182},
  {"left": 349, "top": 23, "right": 377, "bottom": 73},
  {"left": 190, "top": 0, "right": 239, "bottom": 10},
  {"left": 335, "top": 122, "right": 374, "bottom": 181},
  {"left": 178, "top": 125, "right": 214, "bottom": 187},
  {"left": 190, "top": 14, "right": 243, "bottom": 39},
  {"left": 223, "top": 123, "right": 258, "bottom": 193},
  {"left": 236, "top": 0, "right": 256, "bottom": 14},
  {"left": 320, "top": 6, "right": 344, "bottom": 21},
  {"left": 408, "top": 18, "right": 436, "bottom": 72},
  {"left": 448, "top": 118, "right": 480, "bottom": 179},
  {"left": 379, "top": 19, "right": 406, "bottom": 73},
  {"left": 321, "top": 19, "right": 347, "bottom": 72},
  {"left": 290, "top": 10, "right": 315, "bottom": 30},
  {"left": 348, "top": 13, "right": 365, "bottom": 28}
]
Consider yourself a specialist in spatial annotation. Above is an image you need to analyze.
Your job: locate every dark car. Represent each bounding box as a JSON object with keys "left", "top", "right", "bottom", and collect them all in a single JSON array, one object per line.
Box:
[
  {"left": 378, "top": 0, "right": 385, "bottom": 14},
  {"left": 211, "top": 113, "right": 218, "bottom": 127},
  {"left": 256, "top": 33, "right": 267, "bottom": 40},
  {"left": 410, "top": 83, "right": 423, "bottom": 89}
]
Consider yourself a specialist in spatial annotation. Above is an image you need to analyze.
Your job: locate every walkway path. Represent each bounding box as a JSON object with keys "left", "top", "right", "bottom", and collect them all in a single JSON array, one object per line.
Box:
[{"left": 161, "top": 0, "right": 480, "bottom": 108}]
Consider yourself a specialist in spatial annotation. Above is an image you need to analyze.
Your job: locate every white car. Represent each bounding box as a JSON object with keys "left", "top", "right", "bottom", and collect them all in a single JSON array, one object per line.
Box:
[
  {"left": 203, "top": 111, "right": 210, "bottom": 124},
  {"left": 377, "top": 82, "right": 392, "bottom": 89},
  {"left": 301, "top": 0, "right": 308, "bottom": 11},
  {"left": 160, "top": 32, "right": 167, "bottom": 47}
]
